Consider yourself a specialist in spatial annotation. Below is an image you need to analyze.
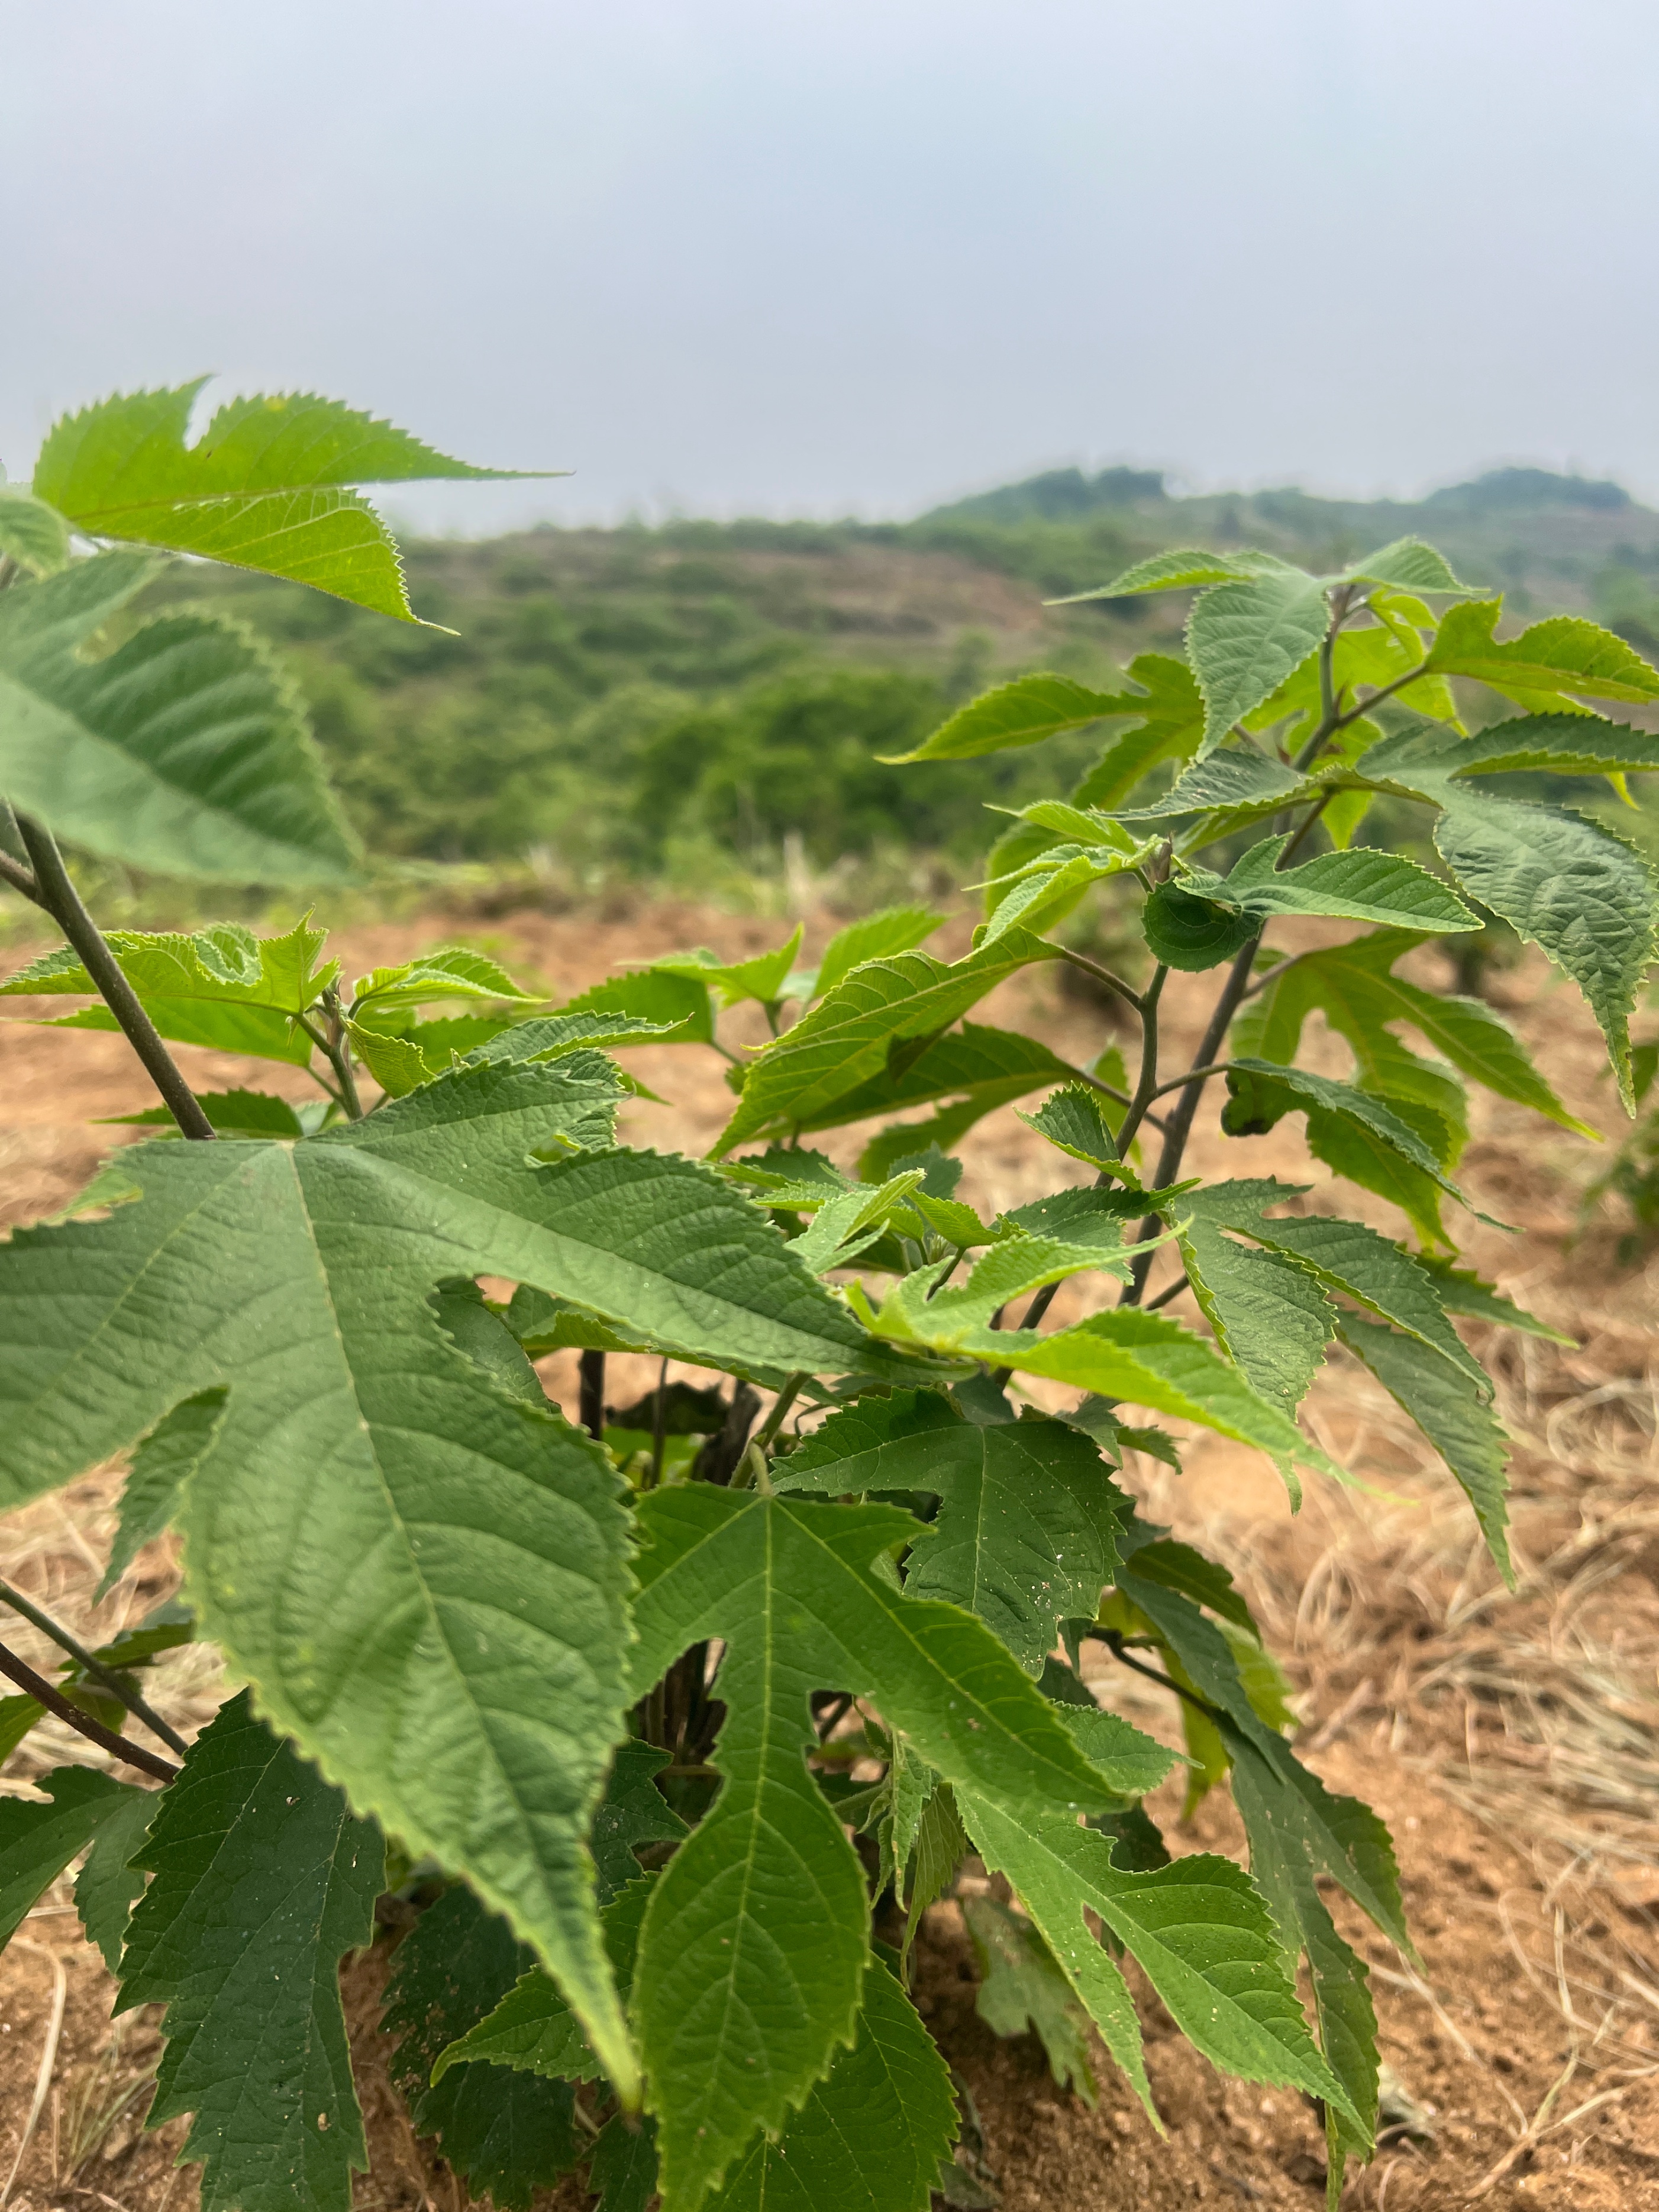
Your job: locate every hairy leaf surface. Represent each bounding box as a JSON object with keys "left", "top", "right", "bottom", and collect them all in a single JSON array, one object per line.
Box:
[
  {"left": 703, "top": 1956, "right": 958, "bottom": 2212},
  {"left": 381, "top": 1884, "right": 580, "bottom": 2210},
  {"left": 0, "top": 553, "right": 361, "bottom": 881},
  {"left": 116, "top": 1695, "right": 383, "bottom": 2212},
  {"left": 626, "top": 1487, "right": 1115, "bottom": 2208},
  {"left": 775, "top": 1394, "right": 1128, "bottom": 1671}
]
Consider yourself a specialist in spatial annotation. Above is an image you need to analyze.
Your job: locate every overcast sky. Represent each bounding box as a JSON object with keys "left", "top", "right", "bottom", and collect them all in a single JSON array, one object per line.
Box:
[{"left": 7, "top": 1, "right": 1657, "bottom": 531}]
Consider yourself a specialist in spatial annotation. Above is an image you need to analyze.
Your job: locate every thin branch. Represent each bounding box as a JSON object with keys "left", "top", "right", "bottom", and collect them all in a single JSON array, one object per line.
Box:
[
  {"left": 1145, "top": 1271, "right": 1190, "bottom": 1311},
  {"left": 1121, "top": 934, "right": 1261, "bottom": 1307},
  {"left": 0, "top": 1637, "right": 179, "bottom": 1782},
  {"left": 318, "top": 986, "right": 363, "bottom": 1119},
  {"left": 0, "top": 1580, "right": 188, "bottom": 1757},
  {"left": 14, "top": 815, "right": 215, "bottom": 1142},
  {"left": 578, "top": 1350, "right": 606, "bottom": 1441},
  {"left": 1276, "top": 790, "right": 1332, "bottom": 869},
  {"left": 1056, "top": 945, "right": 1144, "bottom": 1014},
  {"left": 815, "top": 1692, "right": 856, "bottom": 1742},
  {"left": 1090, "top": 1627, "right": 1229, "bottom": 1725},
  {"left": 1328, "top": 656, "right": 1433, "bottom": 735},
  {"left": 1005, "top": 962, "right": 1170, "bottom": 1356},
  {"left": 1145, "top": 1060, "right": 1235, "bottom": 1102},
  {"left": 1109, "top": 962, "right": 1168, "bottom": 1158},
  {"left": 753, "top": 1373, "right": 806, "bottom": 1454},
  {"left": 0, "top": 849, "right": 43, "bottom": 906}
]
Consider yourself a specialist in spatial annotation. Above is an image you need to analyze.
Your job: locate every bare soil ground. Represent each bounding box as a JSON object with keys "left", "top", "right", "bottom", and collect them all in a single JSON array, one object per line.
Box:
[{"left": 0, "top": 900, "right": 1655, "bottom": 2212}]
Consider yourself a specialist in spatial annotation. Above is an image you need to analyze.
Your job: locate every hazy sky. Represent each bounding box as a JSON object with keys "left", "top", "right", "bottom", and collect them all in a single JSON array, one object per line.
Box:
[{"left": 8, "top": 1, "right": 1657, "bottom": 531}]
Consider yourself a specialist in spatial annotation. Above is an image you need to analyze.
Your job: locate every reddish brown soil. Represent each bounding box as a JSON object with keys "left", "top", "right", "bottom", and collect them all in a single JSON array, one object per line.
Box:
[{"left": 0, "top": 901, "right": 1654, "bottom": 2212}]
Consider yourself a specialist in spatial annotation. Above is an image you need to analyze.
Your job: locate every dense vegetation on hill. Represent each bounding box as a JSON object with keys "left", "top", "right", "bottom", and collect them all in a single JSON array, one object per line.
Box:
[{"left": 154, "top": 463, "right": 1659, "bottom": 885}]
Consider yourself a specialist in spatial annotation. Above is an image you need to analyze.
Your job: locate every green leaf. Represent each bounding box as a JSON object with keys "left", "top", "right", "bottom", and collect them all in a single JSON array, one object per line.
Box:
[
  {"left": 0, "top": 1694, "right": 45, "bottom": 1763},
  {"left": 33, "top": 381, "right": 553, "bottom": 621},
  {"left": 1018, "top": 1082, "right": 1121, "bottom": 1171},
  {"left": 1221, "top": 1060, "right": 1475, "bottom": 1237},
  {"left": 0, "top": 1765, "right": 151, "bottom": 1950},
  {"left": 1424, "top": 600, "right": 1659, "bottom": 711},
  {"left": 714, "top": 932, "right": 1058, "bottom": 1156},
  {"left": 1176, "top": 1181, "right": 1487, "bottom": 1392},
  {"left": 115, "top": 1694, "right": 383, "bottom": 2212},
  {"left": 428, "top": 1876, "right": 654, "bottom": 2089},
  {"left": 957, "top": 1790, "right": 1354, "bottom": 2127},
  {"left": 590, "top": 1741, "right": 688, "bottom": 1904},
  {"left": 1071, "top": 654, "right": 1206, "bottom": 808},
  {"left": 869, "top": 1221, "right": 1164, "bottom": 1352},
  {"left": 626, "top": 1487, "right": 1116, "bottom": 2210},
  {"left": 1413, "top": 1257, "right": 1572, "bottom": 1343},
  {"left": 1116, "top": 1572, "right": 1411, "bottom": 1953},
  {"left": 974, "top": 844, "right": 1146, "bottom": 947},
  {"left": 72, "top": 1782, "right": 157, "bottom": 1973},
  {"left": 1238, "top": 930, "right": 1596, "bottom": 1139},
  {"left": 5, "top": 915, "right": 336, "bottom": 1026},
  {"left": 653, "top": 925, "right": 804, "bottom": 1009},
  {"left": 1110, "top": 741, "right": 1313, "bottom": 825},
  {"left": 812, "top": 907, "right": 945, "bottom": 999},
  {"left": 1051, "top": 548, "right": 1283, "bottom": 604},
  {"left": 352, "top": 945, "right": 538, "bottom": 1011},
  {"left": 964, "top": 1895, "right": 1097, "bottom": 2105},
  {"left": 882, "top": 674, "right": 1148, "bottom": 763},
  {"left": 380, "top": 1883, "right": 580, "bottom": 2210},
  {"left": 1224, "top": 1730, "right": 1379, "bottom": 2169},
  {"left": 588, "top": 2114, "right": 661, "bottom": 2212},
  {"left": 96, "top": 1387, "right": 227, "bottom": 1599},
  {"left": 701, "top": 1955, "right": 958, "bottom": 2212},
  {"left": 908, "top": 1782, "right": 971, "bottom": 1924},
  {"left": 1422, "top": 710, "right": 1659, "bottom": 778},
  {"left": 0, "top": 1075, "right": 680, "bottom": 2091},
  {"left": 105, "top": 1089, "right": 309, "bottom": 1139},
  {"left": 0, "top": 489, "right": 71, "bottom": 576},
  {"left": 1141, "top": 880, "right": 1259, "bottom": 971},
  {"left": 0, "top": 553, "right": 362, "bottom": 881},
  {"left": 799, "top": 1020, "right": 1079, "bottom": 1147},
  {"left": 952, "top": 1304, "right": 1338, "bottom": 1498},
  {"left": 1178, "top": 835, "right": 1479, "bottom": 936},
  {"left": 1186, "top": 568, "right": 1331, "bottom": 753},
  {"left": 775, "top": 1395, "right": 1128, "bottom": 1673},
  {"left": 1431, "top": 794, "right": 1657, "bottom": 1113},
  {"left": 1337, "top": 1312, "right": 1513, "bottom": 1581},
  {"left": 557, "top": 965, "right": 716, "bottom": 1044},
  {"left": 1338, "top": 537, "right": 1475, "bottom": 597},
  {"left": 1119, "top": 1536, "right": 1259, "bottom": 1638},
  {"left": 1175, "top": 1221, "right": 1334, "bottom": 1416}
]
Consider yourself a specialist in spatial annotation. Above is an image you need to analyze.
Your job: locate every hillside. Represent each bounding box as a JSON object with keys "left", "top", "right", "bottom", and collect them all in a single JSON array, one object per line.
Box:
[{"left": 150, "top": 464, "right": 1659, "bottom": 886}]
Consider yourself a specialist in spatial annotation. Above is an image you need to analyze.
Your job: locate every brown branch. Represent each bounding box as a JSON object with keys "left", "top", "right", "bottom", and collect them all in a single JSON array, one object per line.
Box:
[
  {"left": 0, "top": 1637, "right": 179, "bottom": 1782},
  {"left": 14, "top": 815, "right": 215, "bottom": 1142},
  {"left": 0, "top": 1579, "right": 188, "bottom": 1756}
]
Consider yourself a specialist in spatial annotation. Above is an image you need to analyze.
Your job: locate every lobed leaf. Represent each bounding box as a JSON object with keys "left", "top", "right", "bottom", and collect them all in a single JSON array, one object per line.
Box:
[
  {"left": 380, "top": 1882, "right": 582, "bottom": 2209},
  {"left": 776, "top": 1394, "right": 1129, "bottom": 1673},
  {"left": 1424, "top": 599, "right": 1659, "bottom": 711},
  {"left": 0, "top": 1765, "right": 152, "bottom": 1952},
  {"left": 626, "top": 1486, "right": 1116, "bottom": 2208},
  {"left": 702, "top": 1955, "right": 958, "bottom": 2212},
  {"left": 116, "top": 1695, "right": 383, "bottom": 2212},
  {"left": 965, "top": 1897, "right": 1096, "bottom": 2104}
]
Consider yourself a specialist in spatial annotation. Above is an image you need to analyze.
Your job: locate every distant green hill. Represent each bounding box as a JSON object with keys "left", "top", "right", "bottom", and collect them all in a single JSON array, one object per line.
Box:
[{"left": 151, "top": 464, "right": 1659, "bottom": 886}]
